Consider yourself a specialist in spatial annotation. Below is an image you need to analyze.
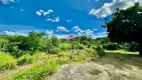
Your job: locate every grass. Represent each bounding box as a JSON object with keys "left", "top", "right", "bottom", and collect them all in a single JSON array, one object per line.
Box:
[
  {"left": 0, "top": 52, "right": 17, "bottom": 73},
  {"left": 1, "top": 49, "right": 141, "bottom": 80},
  {"left": 3, "top": 50, "right": 94, "bottom": 80},
  {"left": 13, "top": 62, "right": 58, "bottom": 80},
  {"left": 17, "top": 54, "right": 32, "bottom": 65},
  {"left": 105, "top": 49, "right": 139, "bottom": 54}
]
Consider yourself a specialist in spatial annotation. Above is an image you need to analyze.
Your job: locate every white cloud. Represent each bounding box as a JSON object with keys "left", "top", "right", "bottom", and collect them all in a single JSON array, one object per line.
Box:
[
  {"left": 0, "top": 0, "right": 15, "bottom": 4},
  {"left": 75, "top": 28, "right": 94, "bottom": 38},
  {"left": 36, "top": 11, "right": 42, "bottom": 16},
  {"left": 67, "top": 20, "right": 73, "bottom": 22},
  {"left": 73, "top": 26, "right": 82, "bottom": 32},
  {"left": 46, "top": 30, "right": 54, "bottom": 36},
  {"left": 73, "top": 26, "right": 79, "bottom": 29},
  {"left": 0, "top": 31, "right": 25, "bottom": 36},
  {"left": 46, "top": 17, "right": 60, "bottom": 22},
  {"left": 95, "top": 34, "right": 107, "bottom": 39},
  {"left": 55, "top": 34, "right": 69, "bottom": 39},
  {"left": 36, "top": 9, "right": 53, "bottom": 16},
  {"left": 2, "top": 31, "right": 17, "bottom": 35},
  {"left": 39, "top": 9, "right": 44, "bottom": 13},
  {"left": 43, "top": 9, "right": 53, "bottom": 16},
  {"left": 84, "top": 29, "right": 94, "bottom": 37},
  {"left": 10, "top": 6, "right": 14, "bottom": 9},
  {"left": 89, "top": 0, "right": 142, "bottom": 18},
  {"left": 95, "top": 31, "right": 108, "bottom": 39},
  {"left": 20, "top": 9, "right": 24, "bottom": 12},
  {"left": 92, "top": 28, "right": 98, "bottom": 31},
  {"left": 57, "top": 26, "right": 69, "bottom": 32}
]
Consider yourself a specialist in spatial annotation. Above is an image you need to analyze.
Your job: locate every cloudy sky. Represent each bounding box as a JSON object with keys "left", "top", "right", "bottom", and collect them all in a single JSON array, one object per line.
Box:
[{"left": 0, "top": 0, "right": 141, "bottom": 38}]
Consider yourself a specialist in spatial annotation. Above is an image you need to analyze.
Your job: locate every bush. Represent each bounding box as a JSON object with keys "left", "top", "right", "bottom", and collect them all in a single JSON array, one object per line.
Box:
[
  {"left": 49, "top": 47, "right": 61, "bottom": 54},
  {"left": 79, "top": 44, "right": 86, "bottom": 49},
  {"left": 95, "top": 46, "right": 105, "bottom": 57},
  {"left": 127, "top": 42, "right": 139, "bottom": 52},
  {"left": 85, "top": 48, "right": 94, "bottom": 54},
  {"left": 2, "top": 42, "right": 22, "bottom": 58},
  {"left": 59, "top": 43, "right": 72, "bottom": 50},
  {"left": 0, "top": 52, "right": 16, "bottom": 72},
  {"left": 72, "top": 54, "right": 87, "bottom": 62},
  {"left": 103, "top": 43, "right": 121, "bottom": 50},
  {"left": 17, "top": 54, "right": 32, "bottom": 65},
  {"left": 0, "top": 38, "right": 8, "bottom": 48},
  {"left": 56, "top": 58, "right": 71, "bottom": 65},
  {"left": 57, "top": 51, "right": 71, "bottom": 57},
  {"left": 13, "top": 62, "right": 58, "bottom": 80}
]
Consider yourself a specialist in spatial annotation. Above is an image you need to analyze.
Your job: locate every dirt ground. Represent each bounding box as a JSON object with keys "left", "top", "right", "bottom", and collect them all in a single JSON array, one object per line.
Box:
[{"left": 50, "top": 53, "right": 142, "bottom": 80}]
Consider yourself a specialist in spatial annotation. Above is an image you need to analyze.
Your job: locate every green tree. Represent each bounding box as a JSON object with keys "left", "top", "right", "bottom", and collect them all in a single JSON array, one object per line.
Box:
[
  {"left": 50, "top": 36, "right": 61, "bottom": 47},
  {"left": 103, "top": 3, "right": 142, "bottom": 56},
  {"left": 24, "top": 31, "right": 45, "bottom": 51}
]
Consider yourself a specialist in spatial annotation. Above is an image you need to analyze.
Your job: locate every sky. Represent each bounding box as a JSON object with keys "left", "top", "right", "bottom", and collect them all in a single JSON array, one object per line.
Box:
[{"left": 0, "top": 0, "right": 141, "bottom": 39}]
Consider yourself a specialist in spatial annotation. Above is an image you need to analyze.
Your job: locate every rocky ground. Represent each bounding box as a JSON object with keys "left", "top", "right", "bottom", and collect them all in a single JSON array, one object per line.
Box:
[{"left": 49, "top": 53, "right": 142, "bottom": 80}]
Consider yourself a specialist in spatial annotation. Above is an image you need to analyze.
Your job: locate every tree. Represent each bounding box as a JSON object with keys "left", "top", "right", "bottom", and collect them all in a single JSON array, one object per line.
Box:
[
  {"left": 50, "top": 36, "right": 61, "bottom": 47},
  {"left": 103, "top": 3, "right": 142, "bottom": 56},
  {"left": 24, "top": 31, "right": 45, "bottom": 51}
]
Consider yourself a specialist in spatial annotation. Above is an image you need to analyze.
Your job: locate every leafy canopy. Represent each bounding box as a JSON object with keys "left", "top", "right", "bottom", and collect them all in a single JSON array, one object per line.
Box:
[{"left": 104, "top": 3, "right": 142, "bottom": 43}]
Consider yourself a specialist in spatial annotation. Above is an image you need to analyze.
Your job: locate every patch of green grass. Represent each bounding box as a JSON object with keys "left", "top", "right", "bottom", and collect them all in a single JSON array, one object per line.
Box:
[
  {"left": 13, "top": 62, "right": 58, "bottom": 80},
  {"left": 57, "top": 51, "right": 71, "bottom": 57},
  {"left": 56, "top": 57, "right": 71, "bottom": 65},
  {"left": 6, "top": 50, "right": 95, "bottom": 80},
  {"left": 17, "top": 54, "right": 32, "bottom": 65},
  {"left": 0, "top": 52, "right": 17, "bottom": 73},
  {"left": 105, "top": 50, "right": 139, "bottom": 54}
]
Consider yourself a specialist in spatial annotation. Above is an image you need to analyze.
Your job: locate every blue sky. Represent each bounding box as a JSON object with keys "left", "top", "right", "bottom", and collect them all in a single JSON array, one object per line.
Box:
[{"left": 0, "top": 0, "right": 141, "bottom": 38}]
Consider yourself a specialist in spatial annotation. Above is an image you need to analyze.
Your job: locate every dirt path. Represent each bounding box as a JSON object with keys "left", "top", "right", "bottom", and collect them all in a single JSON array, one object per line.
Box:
[
  {"left": 0, "top": 64, "right": 33, "bottom": 80},
  {"left": 49, "top": 53, "right": 142, "bottom": 80}
]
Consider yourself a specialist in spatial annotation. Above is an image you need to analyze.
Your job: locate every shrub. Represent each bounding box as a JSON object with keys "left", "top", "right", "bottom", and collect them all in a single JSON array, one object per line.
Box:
[
  {"left": 49, "top": 47, "right": 61, "bottom": 54},
  {"left": 72, "top": 54, "right": 87, "bottom": 62},
  {"left": 13, "top": 62, "right": 58, "bottom": 80},
  {"left": 17, "top": 54, "right": 32, "bottom": 65},
  {"left": 127, "top": 42, "right": 139, "bottom": 52},
  {"left": 2, "top": 42, "right": 22, "bottom": 58},
  {"left": 0, "top": 52, "right": 16, "bottom": 73},
  {"left": 57, "top": 51, "right": 71, "bottom": 57},
  {"left": 59, "top": 43, "right": 72, "bottom": 50},
  {"left": 32, "top": 52, "right": 48, "bottom": 63},
  {"left": 85, "top": 48, "right": 94, "bottom": 54},
  {"left": 79, "top": 44, "right": 86, "bottom": 49},
  {"left": 103, "top": 43, "right": 121, "bottom": 50},
  {"left": 56, "top": 58, "right": 71, "bottom": 65},
  {"left": 0, "top": 38, "right": 8, "bottom": 48},
  {"left": 71, "top": 41, "right": 80, "bottom": 49},
  {"left": 95, "top": 46, "right": 105, "bottom": 57}
]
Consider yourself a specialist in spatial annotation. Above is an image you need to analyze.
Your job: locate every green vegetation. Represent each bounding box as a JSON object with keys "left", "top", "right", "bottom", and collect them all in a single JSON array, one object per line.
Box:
[
  {"left": 95, "top": 46, "right": 105, "bottom": 57},
  {"left": 13, "top": 62, "right": 58, "bottom": 80},
  {"left": 103, "top": 3, "right": 142, "bottom": 56},
  {"left": 17, "top": 54, "right": 32, "bottom": 65},
  {"left": 0, "top": 52, "right": 16, "bottom": 73}
]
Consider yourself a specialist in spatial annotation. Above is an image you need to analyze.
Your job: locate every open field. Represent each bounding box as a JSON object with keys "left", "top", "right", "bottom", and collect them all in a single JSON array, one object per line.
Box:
[{"left": 0, "top": 50, "right": 141, "bottom": 80}]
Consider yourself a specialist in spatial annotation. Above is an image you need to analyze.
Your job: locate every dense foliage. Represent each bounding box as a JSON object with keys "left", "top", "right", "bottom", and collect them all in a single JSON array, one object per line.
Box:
[{"left": 103, "top": 3, "right": 142, "bottom": 56}]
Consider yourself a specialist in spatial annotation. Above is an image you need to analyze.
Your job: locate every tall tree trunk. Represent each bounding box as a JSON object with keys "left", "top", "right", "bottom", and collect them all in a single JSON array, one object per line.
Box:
[{"left": 139, "top": 41, "right": 142, "bottom": 56}]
